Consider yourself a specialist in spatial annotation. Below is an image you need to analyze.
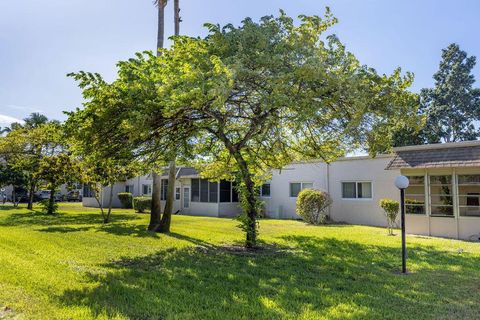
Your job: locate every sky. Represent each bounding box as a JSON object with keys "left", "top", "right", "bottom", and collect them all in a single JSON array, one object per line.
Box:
[{"left": 1, "top": 0, "right": 480, "bottom": 126}]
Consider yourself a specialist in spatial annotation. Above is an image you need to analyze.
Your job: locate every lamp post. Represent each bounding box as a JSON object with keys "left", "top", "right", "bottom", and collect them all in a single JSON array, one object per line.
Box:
[{"left": 394, "top": 175, "right": 409, "bottom": 274}]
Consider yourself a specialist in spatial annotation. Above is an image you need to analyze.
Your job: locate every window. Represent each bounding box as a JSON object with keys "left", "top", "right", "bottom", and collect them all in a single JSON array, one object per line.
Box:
[
  {"left": 458, "top": 174, "right": 480, "bottom": 217},
  {"left": 220, "top": 180, "right": 231, "bottom": 202},
  {"left": 290, "top": 182, "right": 313, "bottom": 197},
  {"left": 209, "top": 182, "right": 218, "bottom": 203},
  {"left": 429, "top": 175, "right": 453, "bottom": 217},
  {"left": 142, "top": 184, "right": 152, "bottom": 196},
  {"left": 83, "top": 184, "right": 95, "bottom": 198},
  {"left": 125, "top": 185, "right": 134, "bottom": 193},
  {"left": 341, "top": 182, "right": 372, "bottom": 199},
  {"left": 260, "top": 183, "right": 271, "bottom": 197},
  {"left": 404, "top": 176, "right": 425, "bottom": 214},
  {"left": 200, "top": 179, "right": 209, "bottom": 202},
  {"left": 160, "top": 179, "right": 168, "bottom": 200},
  {"left": 175, "top": 187, "right": 181, "bottom": 200},
  {"left": 191, "top": 179, "right": 219, "bottom": 203},
  {"left": 191, "top": 179, "right": 200, "bottom": 202},
  {"left": 232, "top": 181, "right": 239, "bottom": 202}
]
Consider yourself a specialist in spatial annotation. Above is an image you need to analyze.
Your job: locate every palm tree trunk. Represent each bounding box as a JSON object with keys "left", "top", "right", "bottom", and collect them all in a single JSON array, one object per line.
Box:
[
  {"left": 149, "top": 0, "right": 167, "bottom": 231},
  {"left": 174, "top": 0, "right": 180, "bottom": 36},
  {"left": 156, "top": 0, "right": 167, "bottom": 53}
]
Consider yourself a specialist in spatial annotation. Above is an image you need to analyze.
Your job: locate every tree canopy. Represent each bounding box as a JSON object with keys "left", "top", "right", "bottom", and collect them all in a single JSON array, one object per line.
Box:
[{"left": 69, "top": 10, "right": 419, "bottom": 247}]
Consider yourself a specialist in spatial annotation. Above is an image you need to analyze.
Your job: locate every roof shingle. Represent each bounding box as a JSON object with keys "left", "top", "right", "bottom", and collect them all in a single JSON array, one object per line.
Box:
[{"left": 386, "top": 145, "right": 480, "bottom": 170}]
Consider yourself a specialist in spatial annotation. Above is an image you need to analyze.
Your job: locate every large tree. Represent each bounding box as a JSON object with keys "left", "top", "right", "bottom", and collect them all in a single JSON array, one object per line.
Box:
[
  {"left": 69, "top": 10, "right": 419, "bottom": 247},
  {"left": 420, "top": 43, "right": 480, "bottom": 143},
  {"left": 0, "top": 113, "right": 58, "bottom": 209}
]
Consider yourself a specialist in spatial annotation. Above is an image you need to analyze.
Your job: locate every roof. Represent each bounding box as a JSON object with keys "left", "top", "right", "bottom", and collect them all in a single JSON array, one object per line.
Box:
[
  {"left": 386, "top": 140, "right": 480, "bottom": 170},
  {"left": 161, "top": 167, "right": 199, "bottom": 178}
]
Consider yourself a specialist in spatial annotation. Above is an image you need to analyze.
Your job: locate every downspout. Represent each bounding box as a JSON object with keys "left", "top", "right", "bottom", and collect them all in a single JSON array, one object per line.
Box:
[{"left": 327, "top": 163, "right": 331, "bottom": 219}]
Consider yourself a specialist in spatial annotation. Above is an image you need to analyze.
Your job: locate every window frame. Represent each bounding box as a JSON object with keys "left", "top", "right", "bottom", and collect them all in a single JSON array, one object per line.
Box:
[
  {"left": 341, "top": 181, "right": 373, "bottom": 200},
  {"left": 142, "top": 184, "right": 152, "bottom": 196},
  {"left": 175, "top": 187, "right": 181, "bottom": 200},
  {"left": 457, "top": 174, "right": 480, "bottom": 218},
  {"left": 260, "top": 183, "right": 271, "bottom": 198},
  {"left": 289, "top": 182, "right": 314, "bottom": 198},
  {"left": 429, "top": 174, "right": 454, "bottom": 217}
]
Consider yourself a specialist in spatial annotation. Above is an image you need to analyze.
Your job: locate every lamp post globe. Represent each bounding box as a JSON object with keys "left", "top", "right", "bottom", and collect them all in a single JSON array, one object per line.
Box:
[{"left": 395, "top": 175, "right": 409, "bottom": 190}]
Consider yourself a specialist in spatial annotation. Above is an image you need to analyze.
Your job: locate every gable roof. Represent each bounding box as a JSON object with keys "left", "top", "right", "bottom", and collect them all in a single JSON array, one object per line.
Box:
[{"left": 386, "top": 140, "right": 480, "bottom": 170}]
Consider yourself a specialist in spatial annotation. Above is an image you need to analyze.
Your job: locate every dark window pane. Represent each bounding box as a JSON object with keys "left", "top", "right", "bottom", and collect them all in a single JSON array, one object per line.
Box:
[
  {"left": 220, "top": 180, "right": 231, "bottom": 202},
  {"left": 407, "top": 176, "right": 424, "bottom": 185},
  {"left": 357, "top": 182, "right": 372, "bottom": 198},
  {"left": 191, "top": 179, "right": 200, "bottom": 202},
  {"left": 161, "top": 179, "right": 168, "bottom": 201},
  {"left": 232, "top": 181, "right": 239, "bottom": 202},
  {"left": 290, "top": 183, "right": 301, "bottom": 197},
  {"left": 460, "top": 206, "right": 480, "bottom": 217},
  {"left": 405, "top": 205, "right": 425, "bottom": 215},
  {"left": 342, "top": 182, "right": 356, "bottom": 198},
  {"left": 209, "top": 182, "right": 218, "bottom": 203},
  {"left": 261, "top": 184, "right": 271, "bottom": 197},
  {"left": 431, "top": 206, "right": 454, "bottom": 216},
  {"left": 175, "top": 187, "right": 181, "bottom": 200},
  {"left": 200, "top": 179, "right": 209, "bottom": 202},
  {"left": 458, "top": 175, "right": 480, "bottom": 185},
  {"left": 430, "top": 175, "right": 452, "bottom": 185}
]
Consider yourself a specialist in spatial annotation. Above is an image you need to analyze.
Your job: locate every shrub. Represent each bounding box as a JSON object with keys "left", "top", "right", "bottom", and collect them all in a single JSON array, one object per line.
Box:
[
  {"left": 117, "top": 192, "right": 133, "bottom": 209},
  {"left": 133, "top": 197, "right": 151, "bottom": 213},
  {"left": 379, "top": 198, "right": 399, "bottom": 235},
  {"left": 296, "top": 189, "right": 332, "bottom": 225},
  {"left": 39, "top": 198, "right": 59, "bottom": 215}
]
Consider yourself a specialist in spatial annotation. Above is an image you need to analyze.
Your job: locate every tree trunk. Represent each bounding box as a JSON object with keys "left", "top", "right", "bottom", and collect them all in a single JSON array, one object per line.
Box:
[
  {"left": 27, "top": 180, "right": 36, "bottom": 210},
  {"left": 47, "top": 187, "right": 55, "bottom": 214},
  {"left": 156, "top": 0, "right": 166, "bottom": 53},
  {"left": 12, "top": 188, "right": 17, "bottom": 207},
  {"left": 158, "top": 159, "right": 176, "bottom": 232},
  {"left": 174, "top": 0, "right": 180, "bottom": 36},
  {"left": 93, "top": 183, "right": 106, "bottom": 222},
  {"left": 149, "top": 172, "right": 162, "bottom": 230},
  {"left": 104, "top": 183, "right": 114, "bottom": 223},
  {"left": 232, "top": 151, "right": 257, "bottom": 248}
]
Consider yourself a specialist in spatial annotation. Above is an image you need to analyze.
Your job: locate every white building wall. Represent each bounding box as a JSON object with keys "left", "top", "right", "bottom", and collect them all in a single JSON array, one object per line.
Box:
[
  {"left": 265, "top": 162, "right": 328, "bottom": 219},
  {"left": 329, "top": 156, "right": 400, "bottom": 227}
]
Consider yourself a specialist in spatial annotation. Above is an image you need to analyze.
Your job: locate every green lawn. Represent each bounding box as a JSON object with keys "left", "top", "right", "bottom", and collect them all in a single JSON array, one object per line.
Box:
[{"left": 0, "top": 203, "right": 479, "bottom": 319}]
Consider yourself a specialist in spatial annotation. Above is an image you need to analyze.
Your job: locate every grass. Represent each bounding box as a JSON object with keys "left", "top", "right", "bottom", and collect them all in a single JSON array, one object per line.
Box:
[{"left": 1, "top": 203, "right": 480, "bottom": 319}]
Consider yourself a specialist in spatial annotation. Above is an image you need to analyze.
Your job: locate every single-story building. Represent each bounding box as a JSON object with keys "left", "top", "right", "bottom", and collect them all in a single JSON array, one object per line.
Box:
[{"left": 83, "top": 140, "right": 480, "bottom": 241}]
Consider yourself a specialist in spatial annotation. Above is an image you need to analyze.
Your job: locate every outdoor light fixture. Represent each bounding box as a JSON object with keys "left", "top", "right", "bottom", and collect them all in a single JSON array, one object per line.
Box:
[{"left": 395, "top": 175, "right": 409, "bottom": 274}]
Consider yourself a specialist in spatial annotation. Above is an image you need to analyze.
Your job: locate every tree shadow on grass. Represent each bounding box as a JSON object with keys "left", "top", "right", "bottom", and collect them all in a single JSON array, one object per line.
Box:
[
  {"left": 58, "top": 235, "right": 480, "bottom": 320},
  {"left": 0, "top": 211, "right": 141, "bottom": 228}
]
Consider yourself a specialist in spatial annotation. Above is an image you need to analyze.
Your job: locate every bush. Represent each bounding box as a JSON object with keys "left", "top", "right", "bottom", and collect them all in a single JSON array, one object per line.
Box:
[
  {"left": 296, "top": 189, "right": 332, "bottom": 225},
  {"left": 118, "top": 192, "right": 133, "bottom": 209},
  {"left": 133, "top": 197, "right": 151, "bottom": 213},
  {"left": 39, "top": 198, "right": 59, "bottom": 215},
  {"left": 379, "top": 198, "right": 399, "bottom": 235}
]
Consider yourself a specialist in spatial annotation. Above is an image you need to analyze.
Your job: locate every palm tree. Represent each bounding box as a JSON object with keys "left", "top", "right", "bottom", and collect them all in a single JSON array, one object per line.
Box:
[{"left": 149, "top": 0, "right": 168, "bottom": 231}]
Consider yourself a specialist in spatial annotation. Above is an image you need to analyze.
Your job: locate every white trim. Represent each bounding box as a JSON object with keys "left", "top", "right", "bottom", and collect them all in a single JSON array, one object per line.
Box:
[
  {"left": 340, "top": 180, "right": 373, "bottom": 200},
  {"left": 393, "top": 140, "right": 480, "bottom": 152}
]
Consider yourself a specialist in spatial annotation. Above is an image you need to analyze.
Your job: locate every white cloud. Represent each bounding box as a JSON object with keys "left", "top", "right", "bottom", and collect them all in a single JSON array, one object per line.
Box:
[
  {"left": 4, "top": 104, "right": 44, "bottom": 113},
  {"left": 0, "top": 114, "right": 23, "bottom": 127}
]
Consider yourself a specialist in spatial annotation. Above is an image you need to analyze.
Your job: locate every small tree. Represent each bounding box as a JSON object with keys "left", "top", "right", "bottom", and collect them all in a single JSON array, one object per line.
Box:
[
  {"left": 379, "top": 198, "right": 399, "bottom": 235},
  {"left": 296, "top": 189, "right": 332, "bottom": 225}
]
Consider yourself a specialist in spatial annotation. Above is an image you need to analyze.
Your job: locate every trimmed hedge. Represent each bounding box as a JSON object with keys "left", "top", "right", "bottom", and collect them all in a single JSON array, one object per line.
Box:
[
  {"left": 133, "top": 197, "right": 151, "bottom": 213},
  {"left": 117, "top": 192, "right": 133, "bottom": 209},
  {"left": 296, "top": 189, "right": 332, "bottom": 225}
]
